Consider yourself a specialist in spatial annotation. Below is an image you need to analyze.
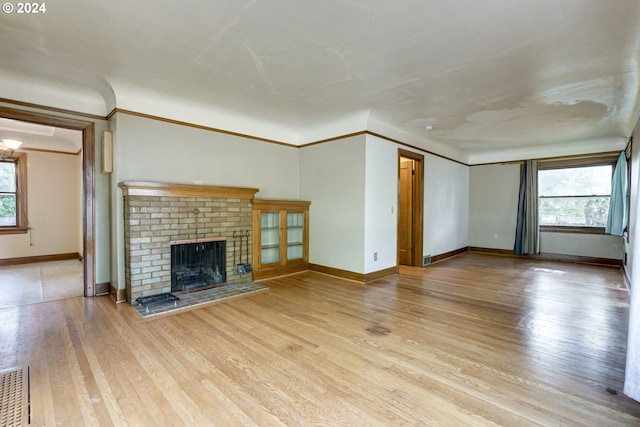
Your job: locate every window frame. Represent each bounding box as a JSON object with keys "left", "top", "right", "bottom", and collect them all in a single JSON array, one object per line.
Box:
[
  {"left": 0, "top": 152, "right": 28, "bottom": 235},
  {"left": 538, "top": 155, "right": 618, "bottom": 234}
]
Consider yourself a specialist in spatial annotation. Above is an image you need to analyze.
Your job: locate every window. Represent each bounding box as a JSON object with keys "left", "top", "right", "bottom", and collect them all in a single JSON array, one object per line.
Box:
[
  {"left": 0, "top": 160, "right": 17, "bottom": 225},
  {"left": 538, "top": 156, "right": 616, "bottom": 232},
  {"left": 0, "top": 154, "right": 27, "bottom": 234}
]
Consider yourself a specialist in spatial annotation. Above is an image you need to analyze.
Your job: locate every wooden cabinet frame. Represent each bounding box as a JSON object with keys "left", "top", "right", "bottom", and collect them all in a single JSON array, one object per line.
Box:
[{"left": 252, "top": 199, "right": 310, "bottom": 280}]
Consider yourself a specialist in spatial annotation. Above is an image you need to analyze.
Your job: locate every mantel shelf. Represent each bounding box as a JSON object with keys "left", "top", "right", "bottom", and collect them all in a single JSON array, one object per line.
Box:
[{"left": 119, "top": 181, "right": 259, "bottom": 199}]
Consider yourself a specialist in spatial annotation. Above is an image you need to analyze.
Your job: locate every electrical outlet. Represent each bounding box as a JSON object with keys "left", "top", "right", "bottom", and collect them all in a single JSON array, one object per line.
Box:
[{"left": 374, "top": 252, "right": 378, "bottom": 261}]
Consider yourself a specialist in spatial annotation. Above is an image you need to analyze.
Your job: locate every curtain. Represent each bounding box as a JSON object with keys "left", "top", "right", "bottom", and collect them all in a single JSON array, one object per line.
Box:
[
  {"left": 605, "top": 152, "right": 628, "bottom": 236},
  {"left": 514, "top": 160, "right": 539, "bottom": 255}
]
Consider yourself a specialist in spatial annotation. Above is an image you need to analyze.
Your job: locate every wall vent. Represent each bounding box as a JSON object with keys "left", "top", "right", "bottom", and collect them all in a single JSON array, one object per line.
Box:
[{"left": 422, "top": 255, "right": 431, "bottom": 267}]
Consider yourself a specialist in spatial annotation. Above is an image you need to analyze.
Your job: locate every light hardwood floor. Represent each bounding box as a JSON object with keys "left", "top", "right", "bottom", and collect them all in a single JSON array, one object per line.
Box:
[{"left": 1, "top": 253, "right": 639, "bottom": 426}]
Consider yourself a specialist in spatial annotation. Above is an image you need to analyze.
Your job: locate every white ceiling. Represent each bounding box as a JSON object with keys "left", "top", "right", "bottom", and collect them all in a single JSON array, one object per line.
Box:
[{"left": 1, "top": 0, "right": 639, "bottom": 163}]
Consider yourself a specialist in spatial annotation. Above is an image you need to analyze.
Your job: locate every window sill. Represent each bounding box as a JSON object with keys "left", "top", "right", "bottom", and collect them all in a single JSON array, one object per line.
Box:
[
  {"left": 0, "top": 227, "right": 29, "bottom": 235},
  {"left": 540, "top": 226, "right": 605, "bottom": 235}
]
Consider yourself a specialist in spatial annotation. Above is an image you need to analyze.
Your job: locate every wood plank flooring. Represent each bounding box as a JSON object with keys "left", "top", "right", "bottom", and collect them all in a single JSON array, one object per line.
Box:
[{"left": 1, "top": 252, "right": 639, "bottom": 425}]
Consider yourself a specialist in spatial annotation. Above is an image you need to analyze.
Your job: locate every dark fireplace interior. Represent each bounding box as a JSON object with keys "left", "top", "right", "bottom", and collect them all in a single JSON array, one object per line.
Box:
[{"left": 171, "top": 240, "right": 226, "bottom": 293}]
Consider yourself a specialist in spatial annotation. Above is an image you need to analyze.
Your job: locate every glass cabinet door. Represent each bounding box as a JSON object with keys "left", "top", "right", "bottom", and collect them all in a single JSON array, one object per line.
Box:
[
  {"left": 261, "top": 212, "right": 280, "bottom": 264},
  {"left": 287, "top": 212, "right": 304, "bottom": 261}
]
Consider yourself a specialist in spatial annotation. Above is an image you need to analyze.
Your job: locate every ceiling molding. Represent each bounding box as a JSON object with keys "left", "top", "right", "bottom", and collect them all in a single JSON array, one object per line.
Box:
[
  {"left": 0, "top": 97, "right": 625, "bottom": 168},
  {"left": 0, "top": 97, "right": 106, "bottom": 121}
]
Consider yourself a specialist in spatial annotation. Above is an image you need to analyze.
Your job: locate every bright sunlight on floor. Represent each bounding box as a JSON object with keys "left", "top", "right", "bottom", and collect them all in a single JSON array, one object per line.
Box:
[{"left": 0, "top": 259, "right": 83, "bottom": 309}]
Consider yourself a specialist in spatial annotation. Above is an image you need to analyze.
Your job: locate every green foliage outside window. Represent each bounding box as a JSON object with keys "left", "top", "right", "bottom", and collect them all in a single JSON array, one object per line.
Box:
[
  {"left": 0, "top": 162, "right": 17, "bottom": 226},
  {"left": 539, "top": 196, "right": 609, "bottom": 226},
  {"left": 539, "top": 165, "right": 612, "bottom": 227}
]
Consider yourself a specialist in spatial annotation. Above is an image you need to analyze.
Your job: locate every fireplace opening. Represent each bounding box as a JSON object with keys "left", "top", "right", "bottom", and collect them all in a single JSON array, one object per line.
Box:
[{"left": 171, "top": 239, "right": 226, "bottom": 293}]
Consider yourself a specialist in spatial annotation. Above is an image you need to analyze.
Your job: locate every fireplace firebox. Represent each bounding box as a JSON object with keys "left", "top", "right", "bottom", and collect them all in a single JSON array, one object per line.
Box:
[{"left": 171, "top": 238, "right": 226, "bottom": 293}]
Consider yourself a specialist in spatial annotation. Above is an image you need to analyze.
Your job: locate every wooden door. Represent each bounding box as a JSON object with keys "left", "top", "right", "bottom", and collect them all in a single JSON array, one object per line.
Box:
[{"left": 398, "top": 158, "right": 414, "bottom": 265}]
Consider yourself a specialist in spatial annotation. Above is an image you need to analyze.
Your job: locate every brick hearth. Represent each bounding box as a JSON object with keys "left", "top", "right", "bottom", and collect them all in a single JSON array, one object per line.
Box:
[{"left": 119, "top": 182, "right": 259, "bottom": 303}]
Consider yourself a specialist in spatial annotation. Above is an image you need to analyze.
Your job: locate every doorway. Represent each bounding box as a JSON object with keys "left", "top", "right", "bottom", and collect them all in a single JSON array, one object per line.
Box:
[
  {"left": 398, "top": 149, "right": 424, "bottom": 266},
  {"left": 0, "top": 106, "right": 96, "bottom": 297}
]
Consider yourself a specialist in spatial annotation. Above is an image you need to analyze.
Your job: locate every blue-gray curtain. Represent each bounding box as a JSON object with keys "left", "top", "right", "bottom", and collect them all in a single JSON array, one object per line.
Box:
[
  {"left": 605, "top": 152, "right": 628, "bottom": 236},
  {"left": 514, "top": 160, "right": 539, "bottom": 255}
]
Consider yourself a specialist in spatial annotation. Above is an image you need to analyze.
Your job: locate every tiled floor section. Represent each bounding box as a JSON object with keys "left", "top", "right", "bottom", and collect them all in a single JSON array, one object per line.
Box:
[
  {"left": 0, "top": 259, "right": 83, "bottom": 309},
  {"left": 133, "top": 282, "right": 269, "bottom": 318}
]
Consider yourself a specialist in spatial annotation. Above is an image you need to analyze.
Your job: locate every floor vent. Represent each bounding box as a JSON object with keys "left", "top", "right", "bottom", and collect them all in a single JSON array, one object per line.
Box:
[
  {"left": 422, "top": 255, "right": 432, "bottom": 266},
  {"left": 0, "top": 367, "right": 29, "bottom": 426}
]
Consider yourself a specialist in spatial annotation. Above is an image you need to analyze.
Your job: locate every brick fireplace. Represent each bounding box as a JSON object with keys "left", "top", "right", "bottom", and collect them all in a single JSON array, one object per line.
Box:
[{"left": 119, "top": 182, "right": 259, "bottom": 303}]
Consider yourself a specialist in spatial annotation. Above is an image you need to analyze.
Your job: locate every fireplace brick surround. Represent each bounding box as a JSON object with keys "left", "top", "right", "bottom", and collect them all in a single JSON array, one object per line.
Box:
[{"left": 119, "top": 182, "right": 259, "bottom": 303}]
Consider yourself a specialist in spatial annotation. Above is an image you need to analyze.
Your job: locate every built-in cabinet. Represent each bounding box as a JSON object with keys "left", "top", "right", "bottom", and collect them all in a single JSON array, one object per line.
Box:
[{"left": 252, "top": 199, "right": 310, "bottom": 279}]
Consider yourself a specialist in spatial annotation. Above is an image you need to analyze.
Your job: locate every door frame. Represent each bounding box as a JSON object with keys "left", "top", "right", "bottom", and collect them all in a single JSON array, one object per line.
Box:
[
  {"left": 0, "top": 106, "right": 96, "bottom": 296},
  {"left": 398, "top": 149, "right": 424, "bottom": 267}
]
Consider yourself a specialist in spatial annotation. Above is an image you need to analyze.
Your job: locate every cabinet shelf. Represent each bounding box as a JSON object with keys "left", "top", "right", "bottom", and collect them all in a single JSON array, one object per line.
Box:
[
  {"left": 261, "top": 244, "right": 281, "bottom": 250},
  {"left": 253, "top": 199, "right": 310, "bottom": 280}
]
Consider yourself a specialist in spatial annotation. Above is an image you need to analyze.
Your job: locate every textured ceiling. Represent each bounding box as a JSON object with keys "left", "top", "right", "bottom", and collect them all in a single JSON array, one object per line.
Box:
[{"left": 1, "top": 0, "right": 639, "bottom": 163}]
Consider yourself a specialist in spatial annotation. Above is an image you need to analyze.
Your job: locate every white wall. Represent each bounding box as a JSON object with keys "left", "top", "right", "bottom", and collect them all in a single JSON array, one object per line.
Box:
[
  {"left": 114, "top": 113, "right": 299, "bottom": 197},
  {"left": 300, "top": 134, "right": 471, "bottom": 275},
  {"left": 541, "top": 233, "right": 623, "bottom": 259},
  {"left": 469, "top": 164, "right": 520, "bottom": 250},
  {"left": 363, "top": 135, "right": 470, "bottom": 269},
  {"left": 111, "top": 112, "right": 301, "bottom": 290},
  {"left": 364, "top": 136, "right": 398, "bottom": 273},
  {"left": 368, "top": 136, "right": 472, "bottom": 272},
  {"left": 94, "top": 120, "right": 112, "bottom": 285},
  {"left": 625, "top": 125, "right": 640, "bottom": 401},
  {"left": 299, "top": 135, "right": 366, "bottom": 273},
  {"left": 423, "top": 153, "right": 469, "bottom": 257},
  {"left": 468, "top": 162, "right": 623, "bottom": 259},
  {"left": 0, "top": 151, "right": 82, "bottom": 258}
]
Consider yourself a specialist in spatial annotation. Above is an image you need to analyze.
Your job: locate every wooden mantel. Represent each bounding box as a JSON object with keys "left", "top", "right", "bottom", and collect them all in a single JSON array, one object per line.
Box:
[{"left": 118, "top": 181, "right": 259, "bottom": 199}]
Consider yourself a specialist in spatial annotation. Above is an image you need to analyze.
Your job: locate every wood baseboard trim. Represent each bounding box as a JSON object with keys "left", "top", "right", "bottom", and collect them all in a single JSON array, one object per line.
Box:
[
  {"left": 308, "top": 264, "right": 397, "bottom": 283},
  {"left": 364, "top": 266, "right": 397, "bottom": 283},
  {"left": 469, "top": 246, "right": 623, "bottom": 268},
  {"left": 95, "top": 282, "right": 110, "bottom": 296},
  {"left": 468, "top": 247, "right": 516, "bottom": 256},
  {"left": 309, "top": 264, "right": 365, "bottom": 282},
  {"left": 531, "top": 253, "right": 623, "bottom": 268},
  {"left": 0, "top": 252, "right": 82, "bottom": 267},
  {"left": 252, "top": 263, "right": 310, "bottom": 281},
  {"left": 110, "top": 284, "right": 127, "bottom": 303},
  {"left": 431, "top": 247, "right": 469, "bottom": 264}
]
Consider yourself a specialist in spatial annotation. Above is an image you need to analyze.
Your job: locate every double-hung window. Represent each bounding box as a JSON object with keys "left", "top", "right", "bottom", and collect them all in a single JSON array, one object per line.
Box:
[
  {"left": 0, "top": 154, "right": 27, "bottom": 234},
  {"left": 538, "top": 156, "right": 616, "bottom": 233}
]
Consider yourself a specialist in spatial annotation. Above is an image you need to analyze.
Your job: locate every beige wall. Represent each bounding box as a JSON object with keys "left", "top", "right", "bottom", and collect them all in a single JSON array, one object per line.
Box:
[
  {"left": 0, "top": 101, "right": 111, "bottom": 284},
  {"left": 0, "top": 150, "right": 82, "bottom": 258}
]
